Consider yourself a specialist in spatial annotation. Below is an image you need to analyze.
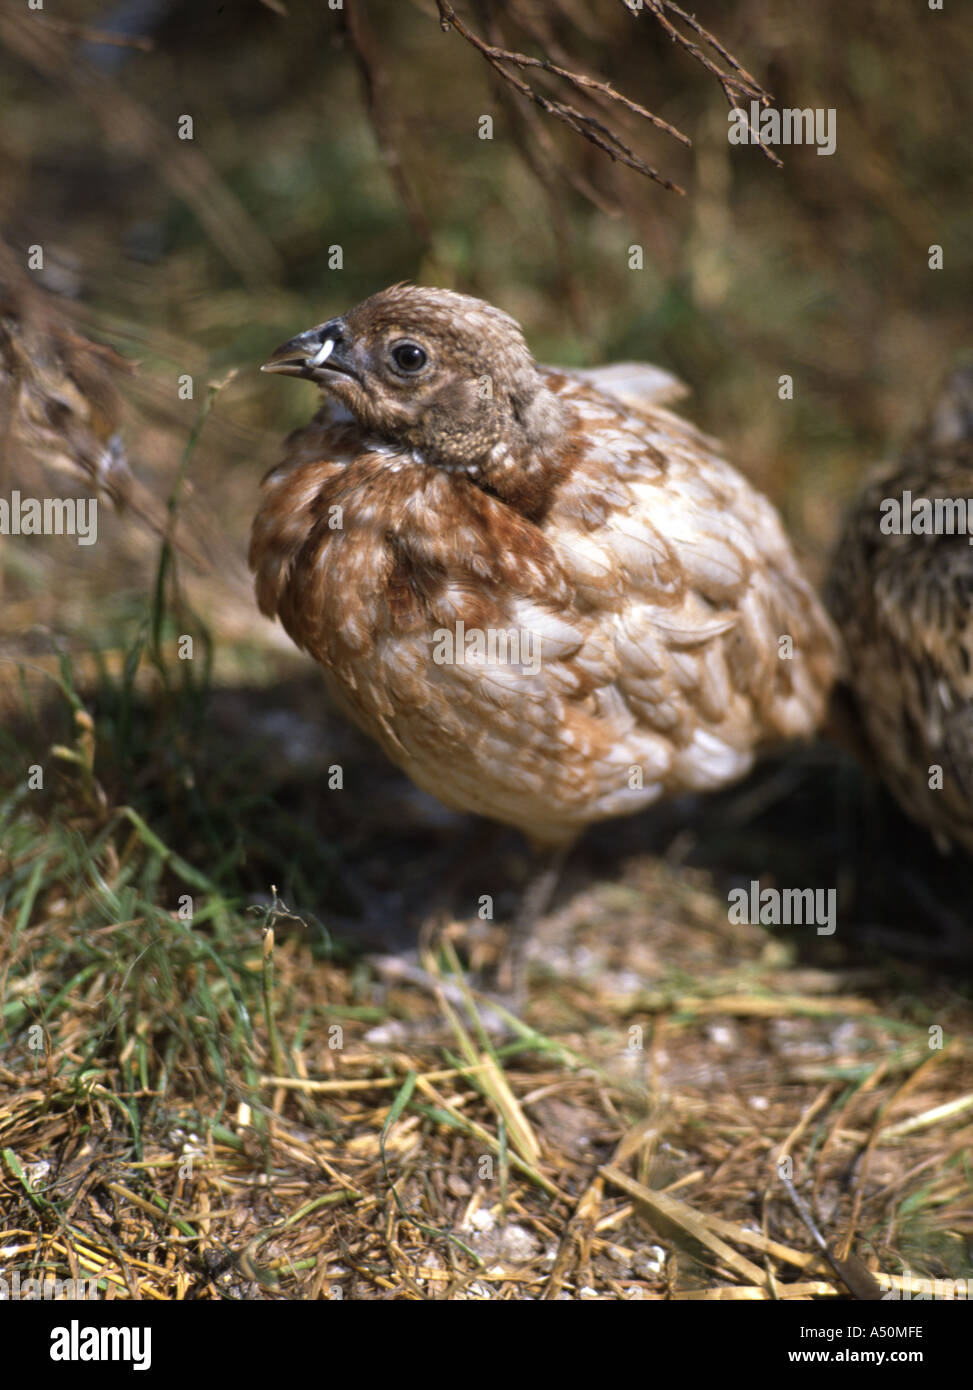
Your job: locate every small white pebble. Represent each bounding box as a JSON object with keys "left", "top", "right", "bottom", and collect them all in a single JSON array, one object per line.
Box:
[
  {"left": 638, "top": 1246, "right": 667, "bottom": 1276},
  {"left": 364, "top": 1021, "right": 410, "bottom": 1046}
]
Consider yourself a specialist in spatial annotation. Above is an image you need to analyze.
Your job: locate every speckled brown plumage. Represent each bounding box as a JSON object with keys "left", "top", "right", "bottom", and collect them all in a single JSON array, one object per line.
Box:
[
  {"left": 252, "top": 286, "right": 838, "bottom": 864},
  {"left": 827, "top": 365, "right": 973, "bottom": 854}
]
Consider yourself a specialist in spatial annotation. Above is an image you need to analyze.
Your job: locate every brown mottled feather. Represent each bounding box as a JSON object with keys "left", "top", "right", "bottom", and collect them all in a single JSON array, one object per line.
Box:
[
  {"left": 252, "top": 285, "right": 838, "bottom": 850},
  {"left": 827, "top": 365, "right": 973, "bottom": 854}
]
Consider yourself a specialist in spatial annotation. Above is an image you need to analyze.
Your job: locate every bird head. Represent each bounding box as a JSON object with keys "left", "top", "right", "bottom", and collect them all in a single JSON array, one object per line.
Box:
[{"left": 262, "top": 284, "right": 567, "bottom": 479}]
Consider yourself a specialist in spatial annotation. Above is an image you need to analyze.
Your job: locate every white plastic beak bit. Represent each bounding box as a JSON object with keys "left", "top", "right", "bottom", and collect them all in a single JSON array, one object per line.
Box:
[{"left": 308, "top": 338, "right": 336, "bottom": 368}]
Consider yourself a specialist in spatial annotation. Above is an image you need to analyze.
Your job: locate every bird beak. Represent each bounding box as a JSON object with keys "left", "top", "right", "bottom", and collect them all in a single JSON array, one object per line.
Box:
[{"left": 261, "top": 318, "right": 359, "bottom": 382}]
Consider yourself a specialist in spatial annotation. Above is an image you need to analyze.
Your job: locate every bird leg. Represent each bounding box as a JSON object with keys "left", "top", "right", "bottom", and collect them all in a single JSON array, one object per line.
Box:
[{"left": 495, "top": 843, "right": 568, "bottom": 1007}]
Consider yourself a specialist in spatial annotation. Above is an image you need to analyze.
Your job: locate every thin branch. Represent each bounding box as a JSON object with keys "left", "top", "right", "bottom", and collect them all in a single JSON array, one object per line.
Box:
[
  {"left": 446, "top": 11, "right": 690, "bottom": 144},
  {"left": 646, "top": 1, "right": 766, "bottom": 99},
  {"left": 474, "top": 0, "right": 622, "bottom": 217},
  {"left": 635, "top": 0, "right": 783, "bottom": 167},
  {"left": 436, "top": 1, "right": 685, "bottom": 193}
]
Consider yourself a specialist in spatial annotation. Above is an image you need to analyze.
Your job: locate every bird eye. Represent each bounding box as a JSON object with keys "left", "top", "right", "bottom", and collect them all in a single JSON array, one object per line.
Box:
[{"left": 390, "top": 341, "right": 428, "bottom": 373}]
